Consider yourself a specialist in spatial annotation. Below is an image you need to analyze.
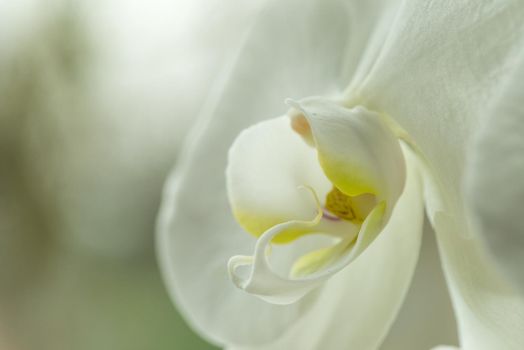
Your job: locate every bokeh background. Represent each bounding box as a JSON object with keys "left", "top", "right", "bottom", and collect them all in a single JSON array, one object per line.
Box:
[{"left": 0, "top": 0, "right": 246, "bottom": 348}]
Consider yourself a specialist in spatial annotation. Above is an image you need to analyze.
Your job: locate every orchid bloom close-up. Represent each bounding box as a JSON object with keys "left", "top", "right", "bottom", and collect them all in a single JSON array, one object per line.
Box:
[{"left": 157, "top": 1, "right": 524, "bottom": 349}]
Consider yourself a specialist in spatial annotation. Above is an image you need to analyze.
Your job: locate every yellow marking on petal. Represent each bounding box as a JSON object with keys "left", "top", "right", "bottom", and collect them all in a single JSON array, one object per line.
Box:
[
  {"left": 325, "top": 187, "right": 377, "bottom": 222},
  {"left": 232, "top": 186, "right": 323, "bottom": 244},
  {"left": 232, "top": 210, "right": 318, "bottom": 243},
  {"left": 352, "top": 200, "right": 387, "bottom": 251},
  {"left": 349, "top": 193, "right": 377, "bottom": 220},
  {"left": 325, "top": 187, "right": 356, "bottom": 220},
  {"left": 291, "top": 200, "right": 386, "bottom": 278},
  {"left": 318, "top": 154, "right": 377, "bottom": 197},
  {"left": 290, "top": 237, "right": 353, "bottom": 277}
]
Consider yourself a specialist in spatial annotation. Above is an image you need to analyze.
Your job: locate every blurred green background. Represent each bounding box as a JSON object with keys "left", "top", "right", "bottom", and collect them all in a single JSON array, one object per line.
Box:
[{"left": 0, "top": 0, "right": 222, "bottom": 349}]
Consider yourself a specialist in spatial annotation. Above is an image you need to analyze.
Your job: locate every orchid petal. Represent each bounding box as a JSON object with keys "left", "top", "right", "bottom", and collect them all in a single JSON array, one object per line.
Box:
[
  {"left": 227, "top": 193, "right": 385, "bottom": 305},
  {"left": 226, "top": 116, "right": 332, "bottom": 243},
  {"left": 466, "top": 52, "right": 524, "bottom": 292},
  {"left": 157, "top": 0, "right": 391, "bottom": 346},
  {"left": 351, "top": 2, "right": 524, "bottom": 349},
  {"left": 226, "top": 99, "right": 405, "bottom": 304},
  {"left": 288, "top": 97, "right": 405, "bottom": 205},
  {"left": 416, "top": 158, "right": 524, "bottom": 350},
  {"left": 380, "top": 219, "right": 458, "bottom": 349},
  {"left": 354, "top": 1, "right": 524, "bottom": 224},
  {"left": 227, "top": 145, "right": 424, "bottom": 350}
]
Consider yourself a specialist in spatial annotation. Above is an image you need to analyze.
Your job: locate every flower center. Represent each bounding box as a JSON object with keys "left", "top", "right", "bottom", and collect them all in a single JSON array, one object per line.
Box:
[
  {"left": 226, "top": 98, "right": 407, "bottom": 304},
  {"left": 325, "top": 186, "right": 377, "bottom": 223},
  {"left": 325, "top": 186, "right": 357, "bottom": 220}
]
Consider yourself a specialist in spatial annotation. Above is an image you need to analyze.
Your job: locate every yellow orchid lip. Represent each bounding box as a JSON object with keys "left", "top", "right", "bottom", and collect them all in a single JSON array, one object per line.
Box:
[{"left": 225, "top": 97, "right": 406, "bottom": 304}]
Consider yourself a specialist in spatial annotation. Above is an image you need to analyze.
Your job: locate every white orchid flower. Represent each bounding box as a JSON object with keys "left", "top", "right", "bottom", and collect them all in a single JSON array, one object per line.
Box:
[{"left": 157, "top": 1, "right": 524, "bottom": 349}]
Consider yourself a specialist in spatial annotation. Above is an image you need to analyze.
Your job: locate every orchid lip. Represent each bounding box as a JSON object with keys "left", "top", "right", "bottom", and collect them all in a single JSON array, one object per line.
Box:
[{"left": 225, "top": 97, "right": 406, "bottom": 304}]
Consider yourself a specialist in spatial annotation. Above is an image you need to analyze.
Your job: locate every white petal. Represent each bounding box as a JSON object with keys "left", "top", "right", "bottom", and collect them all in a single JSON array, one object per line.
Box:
[
  {"left": 226, "top": 100, "right": 407, "bottom": 304},
  {"left": 227, "top": 192, "right": 384, "bottom": 305},
  {"left": 226, "top": 116, "right": 331, "bottom": 242},
  {"left": 226, "top": 145, "right": 424, "bottom": 350},
  {"left": 417, "top": 159, "right": 524, "bottom": 350},
  {"left": 381, "top": 219, "right": 458, "bottom": 350},
  {"left": 349, "top": 2, "right": 524, "bottom": 349},
  {"left": 157, "top": 0, "right": 387, "bottom": 346},
  {"left": 354, "top": 1, "right": 524, "bottom": 230},
  {"left": 465, "top": 52, "right": 524, "bottom": 292},
  {"left": 288, "top": 97, "right": 405, "bottom": 205}
]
